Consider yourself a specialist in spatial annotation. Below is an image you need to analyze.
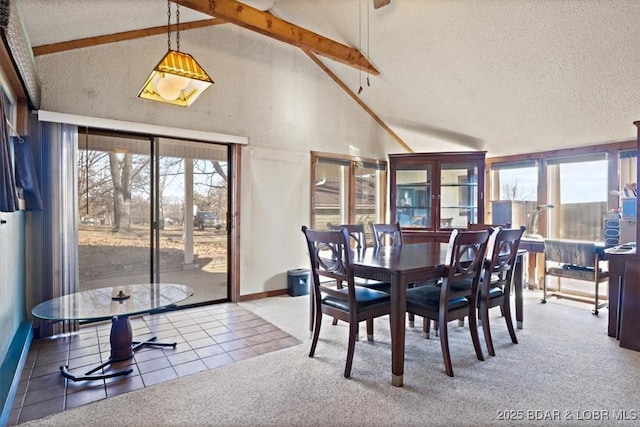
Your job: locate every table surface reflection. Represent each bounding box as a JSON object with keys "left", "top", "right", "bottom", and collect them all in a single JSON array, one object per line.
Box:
[{"left": 32, "top": 283, "right": 193, "bottom": 322}]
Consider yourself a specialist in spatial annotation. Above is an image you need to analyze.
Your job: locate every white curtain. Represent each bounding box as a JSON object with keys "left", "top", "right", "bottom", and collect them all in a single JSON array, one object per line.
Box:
[{"left": 36, "top": 122, "right": 78, "bottom": 337}]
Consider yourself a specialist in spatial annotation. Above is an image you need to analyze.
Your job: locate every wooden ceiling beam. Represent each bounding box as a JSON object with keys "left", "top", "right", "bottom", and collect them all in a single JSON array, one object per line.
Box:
[
  {"left": 32, "top": 19, "right": 225, "bottom": 56},
  {"left": 174, "top": 0, "right": 379, "bottom": 75},
  {"left": 302, "top": 49, "right": 411, "bottom": 153}
]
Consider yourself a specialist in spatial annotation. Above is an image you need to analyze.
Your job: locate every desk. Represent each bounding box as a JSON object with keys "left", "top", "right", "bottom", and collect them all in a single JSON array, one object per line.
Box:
[
  {"left": 32, "top": 283, "right": 193, "bottom": 381},
  {"left": 519, "top": 238, "right": 608, "bottom": 289},
  {"left": 352, "top": 242, "right": 524, "bottom": 387}
]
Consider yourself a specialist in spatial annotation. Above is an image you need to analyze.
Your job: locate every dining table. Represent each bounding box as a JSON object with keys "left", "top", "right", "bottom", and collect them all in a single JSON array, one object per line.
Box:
[{"left": 351, "top": 242, "right": 525, "bottom": 387}]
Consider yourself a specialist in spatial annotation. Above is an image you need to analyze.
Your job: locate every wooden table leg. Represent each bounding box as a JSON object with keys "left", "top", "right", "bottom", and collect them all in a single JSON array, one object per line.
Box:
[
  {"left": 390, "top": 276, "right": 406, "bottom": 387},
  {"left": 537, "top": 253, "right": 546, "bottom": 290},
  {"left": 527, "top": 252, "right": 537, "bottom": 289}
]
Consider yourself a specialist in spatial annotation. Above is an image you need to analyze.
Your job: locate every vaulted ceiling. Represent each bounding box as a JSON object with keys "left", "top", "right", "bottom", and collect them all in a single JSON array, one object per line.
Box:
[{"left": 15, "top": 0, "right": 640, "bottom": 157}]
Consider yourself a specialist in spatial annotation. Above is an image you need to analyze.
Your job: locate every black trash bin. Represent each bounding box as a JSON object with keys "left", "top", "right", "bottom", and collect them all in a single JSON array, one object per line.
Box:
[{"left": 287, "top": 268, "right": 309, "bottom": 297}]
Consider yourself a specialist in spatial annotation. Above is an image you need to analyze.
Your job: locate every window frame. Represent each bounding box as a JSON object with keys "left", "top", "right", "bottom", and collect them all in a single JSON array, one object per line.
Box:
[
  {"left": 310, "top": 151, "right": 387, "bottom": 231},
  {"left": 486, "top": 140, "right": 636, "bottom": 241}
]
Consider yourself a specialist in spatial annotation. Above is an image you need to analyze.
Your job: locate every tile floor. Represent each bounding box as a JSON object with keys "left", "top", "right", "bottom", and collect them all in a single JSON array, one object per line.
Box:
[{"left": 8, "top": 302, "right": 301, "bottom": 425}]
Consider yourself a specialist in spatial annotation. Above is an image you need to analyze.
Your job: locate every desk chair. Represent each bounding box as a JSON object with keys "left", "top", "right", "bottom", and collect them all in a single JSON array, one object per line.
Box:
[{"left": 302, "top": 226, "right": 391, "bottom": 378}]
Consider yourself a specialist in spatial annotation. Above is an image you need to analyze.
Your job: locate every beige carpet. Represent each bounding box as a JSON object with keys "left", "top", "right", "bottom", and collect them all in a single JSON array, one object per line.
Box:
[{"left": 20, "top": 290, "right": 640, "bottom": 426}]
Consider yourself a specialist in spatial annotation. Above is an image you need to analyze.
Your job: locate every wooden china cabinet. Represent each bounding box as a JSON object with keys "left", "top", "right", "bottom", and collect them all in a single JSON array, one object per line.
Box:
[{"left": 389, "top": 151, "right": 486, "bottom": 243}]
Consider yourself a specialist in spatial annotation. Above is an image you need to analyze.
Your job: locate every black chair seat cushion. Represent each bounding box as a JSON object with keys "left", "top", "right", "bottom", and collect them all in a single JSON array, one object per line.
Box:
[
  {"left": 323, "top": 286, "right": 390, "bottom": 311},
  {"left": 412, "top": 278, "right": 441, "bottom": 288},
  {"left": 406, "top": 285, "right": 468, "bottom": 310},
  {"left": 423, "top": 278, "right": 471, "bottom": 293},
  {"left": 449, "top": 278, "right": 473, "bottom": 293},
  {"left": 487, "top": 286, "right": 503, "bottom": 298},
  {"left": 355, "top": 278, "right": 391, "bottom": 292}
]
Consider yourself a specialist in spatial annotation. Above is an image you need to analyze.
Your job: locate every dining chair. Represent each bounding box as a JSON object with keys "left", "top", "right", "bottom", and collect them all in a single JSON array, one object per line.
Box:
[
  {"left": 455, "top": 223, "right": 503, "bottom": 328},
  {"left": 406, "top": 228, "right": 490, "bottom": 377},
  {"left": 327, "top": 222, "right": 369, "bottom": 251},
  {"left": 478, "top": 226, "right": 526, "bottom": 356},
  {"left": 327, "top": 222, "right": 390, "bottom": 292},
  {"left": 301, "top": 226, "right": 391, "bottom": 378},
  {"left": 368, "top": 221, "right": 434, "bottom": 327},
  {"left": 368, "top": 221, "right": 403, "bottom": 249}
]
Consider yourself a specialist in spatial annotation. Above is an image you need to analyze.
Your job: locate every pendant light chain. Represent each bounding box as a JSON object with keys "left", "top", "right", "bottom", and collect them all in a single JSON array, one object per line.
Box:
[
  {"left": 176, "top": 4, "right": 181, "bottom": 52},
  {"left": 167, "top": 0, "right": 171, "bottom": 51},
  {"left": 166, "top": 2, "right": 181, "bottom": 52}
]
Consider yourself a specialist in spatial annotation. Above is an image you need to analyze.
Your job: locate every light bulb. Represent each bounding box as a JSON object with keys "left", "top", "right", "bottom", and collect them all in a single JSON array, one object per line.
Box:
[
  {"left": 156, "top": 77, "right": 181, "bottom": 101},
  {"left": 164, "top": 73, "right": 190, "bottom": 90}
]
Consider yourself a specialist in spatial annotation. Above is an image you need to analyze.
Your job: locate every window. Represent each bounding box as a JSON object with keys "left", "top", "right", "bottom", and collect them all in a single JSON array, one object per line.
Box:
[
  {"left": 311, "top": 153, "right": 386, "bottom": 234},
  {"left": 487, "top": 141, "right": 638, "bottom": 243},
  {"left": 619, "top": 149, "right": 637, "bottom": 198},
  {"left": 489, "top": 161, "right": 538, "bottom": 229},
  {"left": 546, "top": 154, "right": 608, "bottom": 241},
  {"left": 0, "top": 83, "right": 18, "bottom": 212}
]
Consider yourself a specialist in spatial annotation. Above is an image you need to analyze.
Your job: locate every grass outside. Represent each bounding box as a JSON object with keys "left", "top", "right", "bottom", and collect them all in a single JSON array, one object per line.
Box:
[{"left": 78, "top": 224, "right": 227, "bottom": 284}]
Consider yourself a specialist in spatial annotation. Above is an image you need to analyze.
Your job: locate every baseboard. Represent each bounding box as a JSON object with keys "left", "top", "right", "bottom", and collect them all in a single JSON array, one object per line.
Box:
[
  {"left": 238, "top": 288, "right": 289, "bottom": 301},
  {"left": 0, "top": 321, "right": 33, "bottom": 427}
]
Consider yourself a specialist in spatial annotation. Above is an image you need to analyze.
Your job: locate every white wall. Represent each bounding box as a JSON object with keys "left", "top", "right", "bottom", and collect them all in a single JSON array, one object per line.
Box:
[{"left": 33, "top": 24, "right": 399, "bottom": 297}]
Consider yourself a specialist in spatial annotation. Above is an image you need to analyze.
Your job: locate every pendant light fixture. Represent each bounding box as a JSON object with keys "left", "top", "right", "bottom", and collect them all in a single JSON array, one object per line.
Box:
[{"left": 138, "top": 0, "right": 213, "bottom": 107}]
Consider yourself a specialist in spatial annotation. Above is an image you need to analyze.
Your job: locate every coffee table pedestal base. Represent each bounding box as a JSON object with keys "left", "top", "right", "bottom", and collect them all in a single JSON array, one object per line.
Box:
[{"left": 60, "top": 315, "right": 177, "bottom": 382}]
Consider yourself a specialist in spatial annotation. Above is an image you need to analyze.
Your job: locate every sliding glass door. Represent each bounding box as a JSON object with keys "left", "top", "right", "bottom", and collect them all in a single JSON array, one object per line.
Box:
[
  {"left": 77, "top": 129, "right": 229, "bottom": 306},
  {"left": 156, "top": 139, "right": 230, "bottom": 305}
]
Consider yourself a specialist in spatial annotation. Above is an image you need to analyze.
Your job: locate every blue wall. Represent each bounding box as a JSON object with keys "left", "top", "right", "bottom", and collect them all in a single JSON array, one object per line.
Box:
[{"left": 0, "top": 211, "right": 26, "bottom": 363}]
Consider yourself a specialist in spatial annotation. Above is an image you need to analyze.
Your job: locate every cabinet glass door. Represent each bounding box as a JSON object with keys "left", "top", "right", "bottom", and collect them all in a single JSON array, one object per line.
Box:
[
  {"left": 440, "top": 162, "right": 479, "bottom": 228},
  {"left": 396, "top": 168, "right": 431, "bottom": 228}
]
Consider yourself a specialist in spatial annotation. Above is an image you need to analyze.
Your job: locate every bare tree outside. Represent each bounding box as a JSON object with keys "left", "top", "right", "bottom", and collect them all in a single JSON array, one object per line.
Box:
[
  {"left": 78, "top": 140, "right": 230, "bottom": 305},
  {"left": 194, "top": 159, "right": 228, "bottom": 221},
  {"left": 500, "top": 174, "right": 536, "bottom": 201}
]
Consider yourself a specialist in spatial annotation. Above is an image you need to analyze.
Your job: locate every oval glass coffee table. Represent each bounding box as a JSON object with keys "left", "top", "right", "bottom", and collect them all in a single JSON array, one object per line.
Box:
[{"left": 32, "top": 283, "right": 193, "bottom": 381}]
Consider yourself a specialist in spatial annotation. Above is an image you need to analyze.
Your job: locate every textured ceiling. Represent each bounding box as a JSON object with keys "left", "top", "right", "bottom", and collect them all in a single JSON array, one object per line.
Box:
[{"left": 15, "top": 0, "right": 640, "bottom": 157}]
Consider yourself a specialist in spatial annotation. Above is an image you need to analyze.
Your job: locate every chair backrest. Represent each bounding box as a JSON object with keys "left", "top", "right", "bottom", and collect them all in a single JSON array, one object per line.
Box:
[
  {"left": 327, "top": 222, "right": 368, "bottom": 251},
  {"left": 369, "top": 222, "right": 403, "bottom": 249},
  {"left": 302, "top": 226, "right": 356, "bottom": 304},
  {"left": 483, "top": 226, "right": 526, "bottom": 284},
  {"left": 441, "top": 229, "right": 490, "bottom": 304}
]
